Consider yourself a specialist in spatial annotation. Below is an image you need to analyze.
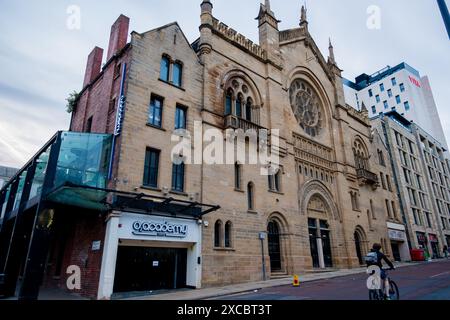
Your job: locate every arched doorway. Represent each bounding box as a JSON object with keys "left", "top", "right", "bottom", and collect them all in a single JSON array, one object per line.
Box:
[
  {"left": 267, "top": 221, "right": 282, "bottom": 272},
  {"left": 355, "top": 231, "right": 363, "bottom": 265},
  {"left": 307, "top": 195, "right": 334, "bottom": 269},
  {"left": 354, "top": 227, "right": 368, "bottom": 266}
]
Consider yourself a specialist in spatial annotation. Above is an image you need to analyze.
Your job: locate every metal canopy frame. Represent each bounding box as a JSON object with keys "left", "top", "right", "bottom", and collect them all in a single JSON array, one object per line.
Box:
[{"left": 49, "top": 182, "right": 221, "bottom": 219}]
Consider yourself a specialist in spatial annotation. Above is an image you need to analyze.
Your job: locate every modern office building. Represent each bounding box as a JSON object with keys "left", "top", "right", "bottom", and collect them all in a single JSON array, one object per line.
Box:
[
  {"left": 1, "top": 1, "right": 408, "bottom": 300},
  {"left": 343, "top": 63, "right": 448, "bottom": 151},
  {"left": 372, "top": 112, "right": 450, "bottom": 258}
]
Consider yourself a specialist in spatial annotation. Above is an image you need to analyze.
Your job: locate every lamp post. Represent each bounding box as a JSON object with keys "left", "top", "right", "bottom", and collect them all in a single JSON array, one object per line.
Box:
[
  {"left": 259, "top": 232, "right": 267, "bottom": 281},
  {"left": 437, "top": 0, "right": 450, "bottom": 39}
]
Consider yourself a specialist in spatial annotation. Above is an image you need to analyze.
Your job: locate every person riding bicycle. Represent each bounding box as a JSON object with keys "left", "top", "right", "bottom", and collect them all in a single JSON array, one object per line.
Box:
[{"left": 366, "top": 243, "right": 395, "bottom": 299}]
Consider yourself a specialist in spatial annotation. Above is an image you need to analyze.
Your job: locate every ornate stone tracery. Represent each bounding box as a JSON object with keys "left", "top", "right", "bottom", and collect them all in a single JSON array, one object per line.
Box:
[{"left": 289, "top": 79, "right": 323, "bottom": 138}]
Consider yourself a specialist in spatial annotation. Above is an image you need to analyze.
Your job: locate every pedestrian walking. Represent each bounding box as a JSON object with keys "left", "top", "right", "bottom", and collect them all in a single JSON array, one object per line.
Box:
[{"left": 444, "top": 245, "right": 449, "bottom": 259}]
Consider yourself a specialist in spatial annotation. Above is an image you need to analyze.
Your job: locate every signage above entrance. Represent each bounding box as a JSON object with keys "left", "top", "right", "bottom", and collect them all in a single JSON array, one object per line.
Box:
[
  {"left": 132, "top": 220, "right": 188, "bottom": 238},
  {"left": 389, "top": 229, "right": 406, "bottom": 241}
]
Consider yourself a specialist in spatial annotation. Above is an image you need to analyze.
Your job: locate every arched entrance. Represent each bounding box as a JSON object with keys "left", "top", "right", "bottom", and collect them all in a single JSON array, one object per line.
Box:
[
  {"left": 307, "top": 195, "right": 334, "bottom": 269},
  {"left": 354, "top": 227, "right": 368, "bottom": 265},
  {"left": 355, "top": 231, "right": 364, "bottom": 265},
  {"left": 267, "top": 220, "right": 282, "bottom": 272}
]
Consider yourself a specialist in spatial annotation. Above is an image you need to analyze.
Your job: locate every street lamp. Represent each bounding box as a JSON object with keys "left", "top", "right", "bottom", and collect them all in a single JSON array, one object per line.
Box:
[
  {"left": 437, "top": 0, "right": 450, "bottom": 39},
  {"left": 259, "top": 232, "right": 267, "bottom": 281}
]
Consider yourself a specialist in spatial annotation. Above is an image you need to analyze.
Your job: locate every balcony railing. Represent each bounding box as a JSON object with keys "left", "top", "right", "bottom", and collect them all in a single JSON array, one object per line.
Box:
[
  {"left": 224, "top": 115, "right": 265, "bottom": 132},
  {"left": 357, "top": 168, "right": 379, "bottom": 186}
]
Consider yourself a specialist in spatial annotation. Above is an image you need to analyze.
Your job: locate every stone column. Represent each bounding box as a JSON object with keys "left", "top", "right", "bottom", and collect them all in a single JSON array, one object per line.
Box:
[{"left": 97, "top": 213, "right": 120, "bottom": 300}]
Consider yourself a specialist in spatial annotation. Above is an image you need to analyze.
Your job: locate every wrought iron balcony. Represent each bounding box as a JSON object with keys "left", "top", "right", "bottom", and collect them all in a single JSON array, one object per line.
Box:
[
  {"left": 224, "top": 115, "right": 265, "bottom": 132},
  {"left": 356, "top": 168, "right": 379, "bottom": 186}
]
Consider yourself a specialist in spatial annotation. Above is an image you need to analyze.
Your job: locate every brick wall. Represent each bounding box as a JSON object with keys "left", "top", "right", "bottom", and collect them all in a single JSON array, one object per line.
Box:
[{"left": 43, "top": 214, "right": 107, "bottom": 300}]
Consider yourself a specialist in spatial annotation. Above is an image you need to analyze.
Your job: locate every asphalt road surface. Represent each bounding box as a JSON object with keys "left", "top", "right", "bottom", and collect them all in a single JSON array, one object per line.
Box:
[{"left": 215, "top": 260, "right": 450, "bottom": 300}]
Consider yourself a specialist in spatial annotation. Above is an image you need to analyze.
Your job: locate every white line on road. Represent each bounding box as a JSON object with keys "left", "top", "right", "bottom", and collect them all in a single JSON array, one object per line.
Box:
[{"left": 430, "top": 271, "right": 450, "bottom": 279}]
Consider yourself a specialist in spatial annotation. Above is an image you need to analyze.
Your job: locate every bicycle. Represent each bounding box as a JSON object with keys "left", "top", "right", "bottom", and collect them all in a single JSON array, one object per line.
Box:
[{"left": 367, "top": 267, "right": 400, "bottom": 301}]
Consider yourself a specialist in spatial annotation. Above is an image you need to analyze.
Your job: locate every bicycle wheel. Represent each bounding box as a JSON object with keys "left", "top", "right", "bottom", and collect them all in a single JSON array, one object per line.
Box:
[
  {"left": 369, "top": 290, "right": 383, "bottom": 300},
  {"left": 389, "top": 280, "right": 400, "bottom": 300}
]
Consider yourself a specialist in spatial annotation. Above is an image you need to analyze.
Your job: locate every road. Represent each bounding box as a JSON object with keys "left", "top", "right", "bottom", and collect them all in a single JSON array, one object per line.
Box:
[{"left": 215, "top": 260, "right": 450, "bottom": 300}]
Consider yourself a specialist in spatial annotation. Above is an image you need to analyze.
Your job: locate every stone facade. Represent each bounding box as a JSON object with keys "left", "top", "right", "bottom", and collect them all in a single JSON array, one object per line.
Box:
[{"left": 70, "top": 1, "right": 409, "bottom": 291}]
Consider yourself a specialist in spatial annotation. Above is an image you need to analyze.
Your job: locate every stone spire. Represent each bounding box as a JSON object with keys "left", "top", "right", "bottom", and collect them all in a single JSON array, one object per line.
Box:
[
  {"left": 257, "top": 0, "right": 281, "bottom": 64},
  {"left": 199, "top": 0, "right": 213, "bottom": 58},
  {"left": 257, "top": 0, "right": 279, "bottom": 28},
  {"left": 300, "top": 5, "right": 308, "bottom": 27},
  {"left": 328, "top": 38, "right": 335, "bottom": 64},
  {"left": 201, "top": 0, "right": 213, "bottom": 15}
]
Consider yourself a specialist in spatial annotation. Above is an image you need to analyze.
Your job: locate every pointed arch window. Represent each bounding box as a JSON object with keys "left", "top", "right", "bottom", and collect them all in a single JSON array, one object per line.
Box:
[
  {"left": 235, "top": 94, "right": 243, "bottom": 118},
  {"left": 225, "top": 89, "right": 233, "bottom": 116},
  {"left": 234, "top": 163, "right": 242, "bottom": 190},
  {"left": 214, "top": 220, "right": 223, "bottom": 248},
  {"left": 247, "top": 182, "right": 255, "bottom": 211},
  {"left": 223, "top": 77, "right": 260, "bottom": 125},
  {"left": 225, "top": 221, "right": 232, "bottom": 248},
  {"left": 246, "top": 98, "right": 253, "bottom": 122}
]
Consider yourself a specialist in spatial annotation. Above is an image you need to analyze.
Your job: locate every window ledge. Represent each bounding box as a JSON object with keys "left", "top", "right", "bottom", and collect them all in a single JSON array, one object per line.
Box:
[
  {"left": 170, "top": 190, "right": 189, "bottom": 197},
  {"left": 158, "top": 78, "right": 185, "bottom": 91},
  {"left": 146, "top": 123, "right": 166, "bottom": 132},
  {"left": 234, "top": 188, "right": 245, "bottom": 193},
  {"left": 214, "top": 247, "right": 236, "bottom": 252},
  {"left": 268, "top": 189, "right": 284, "bottom": 195},
  {"left": 141, "top": 186, "right": 162, "bottom": 192},
  {"left": 247, "top": 210, "right": 258, "bottom": 215}
]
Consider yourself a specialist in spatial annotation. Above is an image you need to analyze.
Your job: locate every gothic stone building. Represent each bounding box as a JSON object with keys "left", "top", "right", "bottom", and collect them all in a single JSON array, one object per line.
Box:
[{"left": 0, "top": 1, "right": 408, "bottom": 300}]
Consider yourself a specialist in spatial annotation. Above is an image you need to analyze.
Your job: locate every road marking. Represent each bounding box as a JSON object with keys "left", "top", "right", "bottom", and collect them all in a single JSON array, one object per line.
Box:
[{"left": 430, "top": 271, "right": 450, "bottom": 279}]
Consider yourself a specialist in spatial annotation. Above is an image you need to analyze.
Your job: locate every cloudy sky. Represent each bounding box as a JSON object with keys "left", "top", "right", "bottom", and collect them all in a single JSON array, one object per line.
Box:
[{"left": 0, "top": 0, "right": 449, "bottom": 169}]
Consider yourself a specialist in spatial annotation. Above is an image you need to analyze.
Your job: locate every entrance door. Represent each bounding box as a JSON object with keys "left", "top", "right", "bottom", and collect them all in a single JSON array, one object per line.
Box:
[
  {"left": 391, "top": 242, "right": 401, "bottom": 262},
  {"left": 267, "top": 221, "right": 282, "bottom": 272},
  {"left": 321, "top": 230, "right": 333, "bottom": 268},
  {"left": 309, "top": 228, "right": 320, "bottom": 269},
  {"left": 431, "top": 242, "right": 440, "bottom": 259},
  {"left": 354, "top": 232, "right": 364, "bottom": 265},
  {"left": 113, "top": 247, "right": 187, "bottom": 293}
]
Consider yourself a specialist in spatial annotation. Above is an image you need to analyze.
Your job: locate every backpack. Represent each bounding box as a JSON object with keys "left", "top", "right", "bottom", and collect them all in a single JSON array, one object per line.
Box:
[{"left": 364, "top": 252, "right": 379, "bottom": 265}]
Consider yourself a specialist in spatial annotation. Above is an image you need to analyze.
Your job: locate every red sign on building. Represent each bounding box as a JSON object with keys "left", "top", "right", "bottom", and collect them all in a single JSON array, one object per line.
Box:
[{"left": 409, "top": 76, "right": 421, "bottom": 88}]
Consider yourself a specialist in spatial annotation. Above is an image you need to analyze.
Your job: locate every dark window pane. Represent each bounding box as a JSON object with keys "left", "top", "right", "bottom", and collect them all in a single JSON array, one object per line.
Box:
[
  {"left": 235, "top": 98, "right": 242, "bottom": 118},
  {"left": 235, "top": 164, "right": 241, "bottom": 190},
  {"left": 172, "top": 163, "right": 185, "bottom": 192},
  {"left": 143, "top": 149, "right": 159, "bottom": 188},
  {"left": 160, "top": 56, "right": 170, "bottom": 82},
  {"left": 149, "top": 96, "right": 163, "bottom": 127},
  {"left": 247, "top": 183, "right": 254, "bottom": 210},
  {"left": 214, "top": 221, "right": 221, "bottom": 247},
  {"left": 225, "top": 92, "right": 232, "bottom": 115},
  {"left": 225, "top": 222, "right": 232, "bottom": 248},
  {"left": 173, "top": 62, "right": 183, "bottom": 87},
  {"left": 246, "top": 100, "right": 252, "bottom": 121},
  {"left": 175, "top": 106, "right": 187, "bottom": 129}
]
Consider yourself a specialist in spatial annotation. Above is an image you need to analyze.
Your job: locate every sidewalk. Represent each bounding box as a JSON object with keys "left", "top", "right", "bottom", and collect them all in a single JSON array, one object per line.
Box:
[{"left": 127, "top": 261, "right": 425, "bottom": 301}]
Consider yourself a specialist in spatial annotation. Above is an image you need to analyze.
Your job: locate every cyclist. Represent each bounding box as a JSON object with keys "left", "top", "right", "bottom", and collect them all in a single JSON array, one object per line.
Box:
[{"left": 366, "top": 243, "right": 395, "bottom": 299}]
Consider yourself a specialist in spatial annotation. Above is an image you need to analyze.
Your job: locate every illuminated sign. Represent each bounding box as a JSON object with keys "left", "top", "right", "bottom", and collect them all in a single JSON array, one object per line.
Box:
[
  {"left": 132, "top": 220, "right": 188, "bottom": 238},
  {"left": 114, "top": 95, "right": 126, "bottom": 136}
]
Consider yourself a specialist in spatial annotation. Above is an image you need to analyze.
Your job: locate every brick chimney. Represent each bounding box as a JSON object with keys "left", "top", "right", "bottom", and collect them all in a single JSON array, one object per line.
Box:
[
  {"left": 83, "top": 46, "right": 104, "bottom": 88},
  {"left": 107, "top": 14, "right": 130, "bottom": 61}
]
